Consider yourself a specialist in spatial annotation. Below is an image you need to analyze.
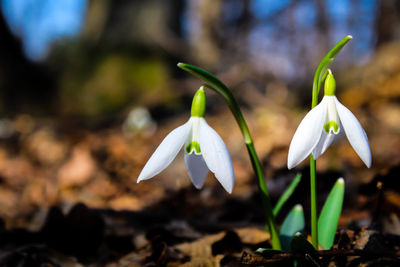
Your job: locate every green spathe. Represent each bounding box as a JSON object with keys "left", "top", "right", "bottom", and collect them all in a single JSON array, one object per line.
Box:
[
  {"left": 191, "top": 87, "right": 206, "bottom": 117},
  {"left": 324, "top": 71, "right": 336, "bottom": 96}
]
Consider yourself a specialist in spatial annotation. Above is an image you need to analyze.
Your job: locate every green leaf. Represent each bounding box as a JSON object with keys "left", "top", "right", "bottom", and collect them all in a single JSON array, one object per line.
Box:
[
  {"left": 312, "top": 35, "right": 352, "bottom": 108},
  {"left": 318, "top": 177, "right": 345, "bottom": 249},
  {"left": 280, "top": 204, "right": 305, "bottom": 252},
  {"left": 273, "top": 173, "right": 302, "bottom": 216}
]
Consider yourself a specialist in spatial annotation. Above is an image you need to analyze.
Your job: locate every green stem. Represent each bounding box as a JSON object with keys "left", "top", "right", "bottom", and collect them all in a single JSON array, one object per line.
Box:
[
  {"left": 309, "top": 35, "right": 352, "bottom": 250},
  {"left": 310, "top": 155, "right": 318, "bottom": 249},
  {"left": 310, "top": 64, "right": 320, "bottom": 250},
  {"left": 246, "top": 142, "right": 281, "bottom": 250},
  {"left": 177, "top": 63, "right": 281, "bottom": 250}
]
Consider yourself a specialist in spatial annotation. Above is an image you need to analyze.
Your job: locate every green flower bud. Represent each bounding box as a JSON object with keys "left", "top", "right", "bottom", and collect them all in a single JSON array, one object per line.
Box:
[{"left": 191, "top": 87, "right": 206, "bottom": 117}]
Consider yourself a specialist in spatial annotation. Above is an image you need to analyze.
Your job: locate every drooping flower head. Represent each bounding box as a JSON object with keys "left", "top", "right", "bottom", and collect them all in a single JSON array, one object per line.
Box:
[
  {"left": 137, "top": 87, "right": 235, "bottom": 193},
  {"left": 288, "top": 70, "right": 371, "bottom": 169}
]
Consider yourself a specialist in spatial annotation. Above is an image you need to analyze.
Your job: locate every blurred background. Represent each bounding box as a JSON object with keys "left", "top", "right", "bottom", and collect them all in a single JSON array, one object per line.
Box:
[{"left": 0, "top": 0, "right": 400, "bottom": 262}]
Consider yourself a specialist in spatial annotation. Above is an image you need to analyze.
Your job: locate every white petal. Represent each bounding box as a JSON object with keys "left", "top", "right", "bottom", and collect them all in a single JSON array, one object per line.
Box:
[
  {"left": 287, "top": 98, "right": 327, "bottom": 169},
  {"left": 312, "top": 131, "right": 336, "bottom": 159},
  {"left": 137, "top": 120, "right": 192, "bottom": 182},
  {"left": 334, "top": 97, "right": 371, "bottom": 167},
  {"left": 184, "top": 153, "right": 209, "bottom": 189},
  {"left": 199, "top": 118, "right": 234, "bottom": 193}
]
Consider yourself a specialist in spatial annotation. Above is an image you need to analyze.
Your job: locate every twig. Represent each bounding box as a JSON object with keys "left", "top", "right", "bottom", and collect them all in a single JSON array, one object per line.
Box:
[{"left": 241, "top": 249, "right": 400, "bottom": 265}]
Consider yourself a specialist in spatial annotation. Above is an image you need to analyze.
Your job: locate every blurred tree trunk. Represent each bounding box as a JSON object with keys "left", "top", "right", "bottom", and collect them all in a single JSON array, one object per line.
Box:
[
  {"left": 375, "top": 0, "right": 400, "bottom": 47},
  {"left": 234, "top": 0, "right": 252, "bottom": 58},
  {"left": 190, "top": 0, "right": 223, "bottom": 68},
  {"left": 81, "top": 0, "right": 187, "bottom": 57},
  {"left": 314, "top": 0, "right": 329, "bottom": 54},
  {"left": 0, "top": 9, "right": 54, "bottom": 115},
  {"left": 82, "top": 0, "right": 110, "bottom": 43},
  {"left": 167, "top": 0, "right": 185, "bottom": 38}
]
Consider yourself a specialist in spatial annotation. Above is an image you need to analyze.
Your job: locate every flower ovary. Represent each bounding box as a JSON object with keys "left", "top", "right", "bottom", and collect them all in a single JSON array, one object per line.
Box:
[
  {"left": 191, "top": 87, "right": 206, "bottom": 117},
  {"left": 324, "top": 71, "right": 336, "bottom": 96}
]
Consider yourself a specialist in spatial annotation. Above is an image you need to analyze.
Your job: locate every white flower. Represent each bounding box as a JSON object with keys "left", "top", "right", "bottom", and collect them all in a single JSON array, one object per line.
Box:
[
  {"left": 288, "top": 72, "right": 371, "bottom": 169},
  {"left": 137, "top": 88, "right": 234, "bottom": 193}
]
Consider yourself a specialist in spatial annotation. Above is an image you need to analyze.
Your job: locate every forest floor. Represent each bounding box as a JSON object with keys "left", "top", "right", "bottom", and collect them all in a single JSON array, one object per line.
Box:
[{"left": 0, "top": 99, "right": 399, "bottom": 266}]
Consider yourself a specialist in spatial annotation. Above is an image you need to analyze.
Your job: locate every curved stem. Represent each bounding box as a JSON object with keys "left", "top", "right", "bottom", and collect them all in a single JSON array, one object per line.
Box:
[
  {"left": 309, "top": 35, "right": 352, "bottom": 250},
  {"left": 178, "top": 63, "right": 281, "bottom": 250},
  {"left": 311, "top": 35, "right": 352, "bottom": 107}
]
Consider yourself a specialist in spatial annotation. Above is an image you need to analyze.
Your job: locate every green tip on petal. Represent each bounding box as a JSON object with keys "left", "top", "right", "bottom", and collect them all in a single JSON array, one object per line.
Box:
[
  {"left": 324, "top": 70, "right": 336, "bottom": 96},
  {"left": 324, "top": 120, "right": 339, "bottom": 134},
  {"left": 191, "top": 87, "right": 207, "bottom": 117},
  {"left": 185, "top": 141, "right": 201, "bottom": 154}
]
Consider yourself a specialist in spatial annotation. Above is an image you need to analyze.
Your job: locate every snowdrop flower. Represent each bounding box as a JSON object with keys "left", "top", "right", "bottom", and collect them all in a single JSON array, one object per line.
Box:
[
  {"left": 137, "top": 87, "right": 234, "bottom": 193},
  {"left": 288, "top": 71, "right": 371, "bottom": 169}
]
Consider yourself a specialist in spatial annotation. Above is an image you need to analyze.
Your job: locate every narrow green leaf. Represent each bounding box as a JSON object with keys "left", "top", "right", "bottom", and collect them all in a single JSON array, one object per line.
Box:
[
  {"left": 280, "top": 204, "right": 305, "bottom": 251},
  {"left": 273, "top": 173, "right": 302, "bottom": 216},
  {"left": 318, "top": 177, "right": 345, "bottom": 249}
]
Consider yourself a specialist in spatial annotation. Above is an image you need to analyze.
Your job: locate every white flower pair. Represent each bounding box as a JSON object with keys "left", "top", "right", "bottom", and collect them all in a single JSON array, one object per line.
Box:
[
  {"left": 137, "top": 88, "right": 234, "bottom": 193},
  {"left": 288, "top": 71, "right": 371, "bottom": 169},
  {"left": 138, "top": 71, "right": 371, "bottom": 193}
]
